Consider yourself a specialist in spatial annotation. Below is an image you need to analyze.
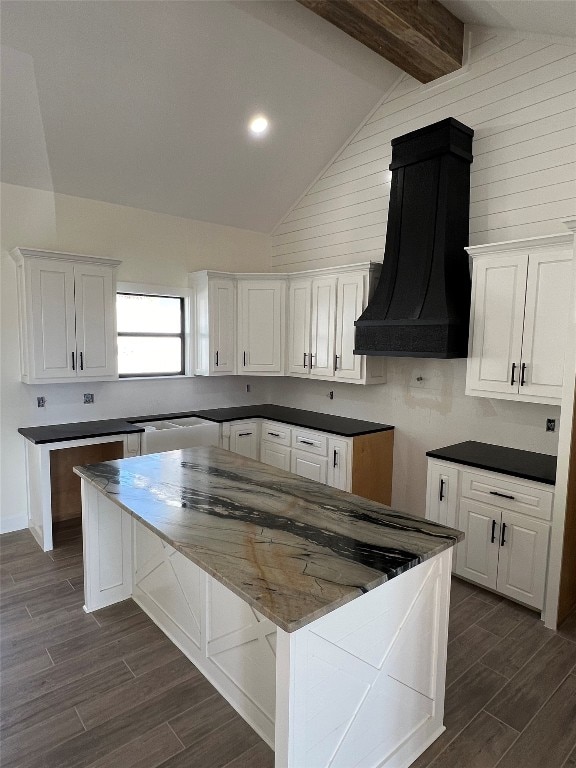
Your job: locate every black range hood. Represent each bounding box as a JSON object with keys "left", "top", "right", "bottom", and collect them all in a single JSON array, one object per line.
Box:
[{"left": 354, "top": 117, "right": 474, "bottom": 358}]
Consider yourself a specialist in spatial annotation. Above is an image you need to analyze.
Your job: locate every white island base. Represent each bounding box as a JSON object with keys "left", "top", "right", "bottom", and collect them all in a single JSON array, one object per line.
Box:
[{"left": 81, "top": 479, "right": 452, "bottom": 768}]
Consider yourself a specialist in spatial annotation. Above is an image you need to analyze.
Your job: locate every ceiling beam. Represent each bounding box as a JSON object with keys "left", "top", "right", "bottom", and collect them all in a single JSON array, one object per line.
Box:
[{"left": 295, "top": 0, "right": 464, "bottom": 83}]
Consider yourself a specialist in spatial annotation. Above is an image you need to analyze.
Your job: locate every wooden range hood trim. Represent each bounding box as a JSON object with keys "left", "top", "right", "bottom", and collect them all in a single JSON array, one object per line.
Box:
[{"left": 295, "top": 0, "right": 464, "bottom": 83}]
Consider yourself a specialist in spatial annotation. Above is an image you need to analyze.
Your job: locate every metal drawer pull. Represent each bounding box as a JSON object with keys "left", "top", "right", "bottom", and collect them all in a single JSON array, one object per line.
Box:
[
  {"left": 299, "top": 439, "right": 315, "bottom": 446},
  {"left": 268, "top": 432, "right": 280, "bottom": 438},
  {"left": 500, "top": 522, "right": 507, "bottom": 546},
  {"left": 333, "top": 449, "right": 338, "bottom": 468},
  {"left": 238, "top": 432, "right": 252, "bottom": 437},
  {"left": 71, "top": 351, "right": 76, "bottom": 371},
  {"left": 490, "top": 519, "right": 497, "bottom": 544},
  {"left": 309, "top": 354, "right": 314, "bottom": 369},
  {"left": 439, "top": 478, "right": 445, "bottom": 501},
  {"left": 520, "top": 362, "right": 526, "bottom": 386},
  {"left": 334, "top": 355, "right": 339, "bottom": 371},
  {"left": 79, "top": 351, "right": 84, "bottom": 371},
  {"left": 303, "top": 352, "right": 308, "bottom": 368},
  {"left": 510, "top": 362, "right": 517, "bottom": 386},
  {"left": 489, "top": 491, "right": 515, "bottom": 501},
  {"left": 243, "top": 351, "right": 247, "bottom": 366},
  {"left": 215, "top": 350, "right": 219, "bottom": 367}
]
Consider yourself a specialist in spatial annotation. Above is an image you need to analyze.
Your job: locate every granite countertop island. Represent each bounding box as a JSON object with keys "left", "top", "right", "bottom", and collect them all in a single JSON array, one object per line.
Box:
[
  {"left": 74, "top": 446, "right": 461, "bottom": 632},
  {"left": 75, "top": 447, "right": 462, "bottom": 767}
]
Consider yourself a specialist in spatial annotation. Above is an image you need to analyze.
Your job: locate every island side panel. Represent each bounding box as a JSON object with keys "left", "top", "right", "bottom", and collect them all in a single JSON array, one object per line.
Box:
[
  {"left": 131, "top": 517, "right": 277, "bottom": 749},
  {"left": 275, "top": 549, "right": 452, "bottom": 768},
  {"left": 81, "top": 479, "right": 133, "bottom": 612}
]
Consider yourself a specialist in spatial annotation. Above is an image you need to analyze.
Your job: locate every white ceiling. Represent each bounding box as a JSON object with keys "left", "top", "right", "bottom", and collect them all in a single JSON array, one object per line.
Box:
[{"left": 2, "top": 1, "right": 574, "bottom": 233}]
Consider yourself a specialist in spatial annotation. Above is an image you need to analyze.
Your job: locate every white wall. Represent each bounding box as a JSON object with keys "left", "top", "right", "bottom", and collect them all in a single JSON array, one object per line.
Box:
[
  {"left": 267, "top": 26, "right": 573, "bottom": 516},
  {"left": 0, "top": 183, "right": 271, "bottom": 532}
]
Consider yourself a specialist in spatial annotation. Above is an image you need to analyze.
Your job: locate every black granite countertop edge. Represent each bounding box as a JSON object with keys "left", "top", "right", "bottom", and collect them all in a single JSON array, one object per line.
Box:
[
  {"left": 426, "top": 441, "right": 557, "bottom": 486},
  {"left": 18, "top": 405, "right": 394, "bottom": 444}
]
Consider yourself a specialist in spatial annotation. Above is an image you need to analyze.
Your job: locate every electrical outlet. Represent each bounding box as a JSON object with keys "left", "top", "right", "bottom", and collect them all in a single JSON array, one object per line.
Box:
[
  {"left": 84, "top": 393, "right": 94, "bottom": 404},
  {"left": 546, "top": 418, "right": 556, "bottom": 432},
  {"left": 329, "top": 391, "right": 334, "bottom": 400},
  {"left": 37, "top": 396, "right": 46, "bottom": 408}
]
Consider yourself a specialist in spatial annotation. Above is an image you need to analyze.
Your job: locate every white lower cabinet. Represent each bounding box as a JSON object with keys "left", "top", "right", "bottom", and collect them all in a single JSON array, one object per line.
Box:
[
  {"left": 327, "top": 437, "right": 350, "bottom": 491},
  {"left": 291, "top": 450, "right": 328, "bottom": 484},
  {"left": 260, "top": 441, "right": 291, "bottom": 471},
  {"left": 229, "top": 422, "right": 260, "bottom": 459},
  {"left": 426, "top": 458, "right": 553, "bottom": 611}
]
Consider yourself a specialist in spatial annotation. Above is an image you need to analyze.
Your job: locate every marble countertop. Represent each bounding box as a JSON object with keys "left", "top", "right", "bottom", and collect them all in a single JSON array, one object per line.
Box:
[
  {"left": 18, "top": 404, "right": 394, "bottom": 444},
  {"left": 426, "top": 441, "right": 556, "bottom": 485},
  {"left": 74, "top": 447, "right": 462, "bottom": 632}
]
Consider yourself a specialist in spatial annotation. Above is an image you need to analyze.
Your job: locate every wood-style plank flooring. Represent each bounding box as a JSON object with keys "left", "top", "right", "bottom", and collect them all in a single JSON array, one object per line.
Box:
[{"left": 2, "top": 527, "right": 576, "bottom": 768}]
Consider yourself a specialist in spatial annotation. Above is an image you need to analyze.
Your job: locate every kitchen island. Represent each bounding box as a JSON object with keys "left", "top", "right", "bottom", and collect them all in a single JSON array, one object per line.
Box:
[{"left": 74, "top": 447, "right": 462, "bottom": 768}]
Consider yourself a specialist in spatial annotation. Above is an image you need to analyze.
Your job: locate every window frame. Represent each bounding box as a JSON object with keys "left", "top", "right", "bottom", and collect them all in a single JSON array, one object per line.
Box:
[{"left": 116, "top": 283, "right": 190, "bottom": 379}]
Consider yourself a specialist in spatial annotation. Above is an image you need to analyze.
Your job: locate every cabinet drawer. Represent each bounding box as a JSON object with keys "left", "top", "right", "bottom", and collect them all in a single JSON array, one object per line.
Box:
[
  {"left": 292, "top": 428, "right": 328, "bottom": 456},
  {"left": 260, "top": 441, "right": 291, "bottom": 471},
  {"left": 460, "top": 470, "right": 553, "bottom": 521},
  {"left": 291, "top": 450, "right": 328, "bottom": 484},
  {"left": 261, "top": 421, "right": 291, "bottom": 446}
]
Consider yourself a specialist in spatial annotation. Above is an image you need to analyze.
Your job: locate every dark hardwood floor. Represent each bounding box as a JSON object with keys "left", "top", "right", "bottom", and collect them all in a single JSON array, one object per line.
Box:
[{"left": 1, "top": 528, "right": 576, "bottom": 767}]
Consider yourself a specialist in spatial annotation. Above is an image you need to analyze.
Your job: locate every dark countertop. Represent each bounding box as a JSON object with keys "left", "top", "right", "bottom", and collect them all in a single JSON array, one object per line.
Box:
[
  {"left": 426, "top": 441, "right": 557, "bottom": 486},
  {"left": 18, "top": 404, "right": 394, "bottom": 445},
  {"left": 74, "top": 447, "right": 461, "bottom": 632}
]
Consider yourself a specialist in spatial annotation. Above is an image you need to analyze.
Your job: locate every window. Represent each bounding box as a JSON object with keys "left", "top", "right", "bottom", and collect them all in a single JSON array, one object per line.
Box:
[{"left": 117, "top": 293, "right": 185, "bottom": 377}]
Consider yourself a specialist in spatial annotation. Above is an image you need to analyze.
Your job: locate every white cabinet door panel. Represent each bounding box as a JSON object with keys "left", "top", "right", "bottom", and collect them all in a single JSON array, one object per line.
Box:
[
  {"left": 426, "top": 462, "right": 460, "bottom": 529},
  {"left": 327, "top": 437, "right": 350, "bottom": 491},
  {"left": 496, "top": 510, "right": 549, "bottom": 609},
  {"left": 335, "top": 273, "right": 365, "bottom": 381},
  {"left": 74, "top": 264, "right": 117, "bottom": 378},
  {"left": 467, "top": 254, "right": 527, "bottom": 395},
  {"left": 455, "top": 499, "right": 499, "bottom": 589},
  {"left": 238, "top": 281, "right": 284, "bottom": 373},
  {"left": 260, "top": 441, "right": 291, "bottom": 471},
  {"left": 520, "top": 251, "right": 572, "bottom": 400},
  {"left": 287, "top": 280, "right": 311, "bottom": 375},
  {"left": 29, "top": 259, "right": 76, "bottom": 379},
  {"left": 310, "top": 277, "right": 337, "bottom": 378},
  {"left": 291, "top": 450, "right": 328, "bottom": 484},
  {"left": 229, "top": 423, "right": 260, "bottom": 460},
  {"left": 210, "top": 279, "right": 236, "bottom": 374}
]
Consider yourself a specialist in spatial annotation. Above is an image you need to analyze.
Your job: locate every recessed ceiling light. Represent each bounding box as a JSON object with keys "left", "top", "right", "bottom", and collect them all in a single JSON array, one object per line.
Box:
[{"left": 249, "top": 114, "right": 269, "bottom": 136}]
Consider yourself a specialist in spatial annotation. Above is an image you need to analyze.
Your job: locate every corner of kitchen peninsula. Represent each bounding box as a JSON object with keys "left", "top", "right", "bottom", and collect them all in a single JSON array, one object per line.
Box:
[{"left": 74, "top": 446, "right": 462, "bottom": 768}]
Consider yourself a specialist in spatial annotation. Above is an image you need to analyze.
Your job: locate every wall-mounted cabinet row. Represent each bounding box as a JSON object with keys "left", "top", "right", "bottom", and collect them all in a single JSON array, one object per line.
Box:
[
  {"left": 11, "top": 249, "right": 120, "bottom": 384},
  {"left": 189, "top": 263, "right": 385, "bottom": 384},
  {"left": 466, "top": 234, "right": 573, "bottom": 405},
  {"left": 426, "top": 458, "right": 554, "bottom": 611}
]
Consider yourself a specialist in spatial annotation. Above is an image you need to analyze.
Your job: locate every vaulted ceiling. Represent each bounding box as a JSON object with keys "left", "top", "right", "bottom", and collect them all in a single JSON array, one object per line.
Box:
[{"left": 2, "top": 1, "right": 574, "bottom": 233}]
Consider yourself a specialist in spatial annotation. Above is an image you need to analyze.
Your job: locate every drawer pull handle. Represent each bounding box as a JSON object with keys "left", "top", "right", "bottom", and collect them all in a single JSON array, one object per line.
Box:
[
  {"left": 238, "top": 432, "right": 252, "bottom": 437},
  {"left": 510, "top": 362, "right": 517, "bottom": 386},
  {"left": 489, "top": 491, "right": 515, "bottom": 501},
  {"left": 333, "top": 449, "right": 338, "bottom": 468},
  {"left": 303, "top": 352, "right": 308, "bottom": 368},
  {"left": 79, "top": 351, "right": 84, "bottom": 371},
  {"left": 71, "top": 351, "right": 76, "bottom": 371},
  {"left": 299, "top": 439, "right": 314, "bottom": 446},
  {"left": 500, "top": 522, "right": 507, "bottom": 546},
  {"left": 243, "top": 351, "right": 247, "bottom": 367},
  {"left": 309, "top": 354, "right": 314, "bottom": 370},
  {"left": 268, "top": 432, "right": 280, "bottom": 438},
  {"left": 491, "top": 519, "right": 497, "bottom": 544},
  {"left": 439, "top": 478, "right": 445, "bottom": 501},
  {"left": 215, "top": 350, "right": 219, "bottom": 367},
  {"left": 334, "top": 355, "right": 339, "bottom": 371},
  {"left": 520, "top": 363, "right": 526, "bottom": 386}
]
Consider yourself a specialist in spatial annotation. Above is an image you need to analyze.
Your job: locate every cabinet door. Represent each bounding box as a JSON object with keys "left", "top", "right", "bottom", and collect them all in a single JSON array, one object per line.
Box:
[
  {"left": 454, "top": 499, "right": 499, "bottom": 589},
  {"left": 426, "top": 461, "right": 459, "bottom": 529},
  {"left": 467, "top": 254, "right": 528, "bottom": 396},
  {"left": 287, "top": 280, "right": 311, "bottom": 375},
  {"left": 74, "top": 264, "right": 117, "bottom": 378},
  {"left": 520, "top": 250, "right": 572, "bottom": 401},
  {"left": 28, "top": 258, "right": 77, "bottom": 379},
  {"left": 327, "top": 438, "right": 350, "bottom": 491},
  {"left": 238, "top": 281, "right": 285, "bottom": 374},
  {"left": 260, "top": 441, "right": 291, "bottom": 471},
  {"left": 334, "top": 272, "right": 365, "bottom": 381},
  {"left": 229, "top": 423, "right": 260, "bottom": 460},
  {"left": 209, "top": 279, "right": 236, "bottom": 374},
  {"left": 496, "top": 510, "right": 550, "bottom": 609},
  {"left": 310, "top": 277, "right": 337, "bottom": 378},
  {"left": 290, "top": 450, "right": 328, "bottom": 484}
]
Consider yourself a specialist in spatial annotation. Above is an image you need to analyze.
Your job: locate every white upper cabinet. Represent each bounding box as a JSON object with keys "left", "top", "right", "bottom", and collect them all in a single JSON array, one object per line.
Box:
[
  {"left": 237, "top": 279, "right": 285, "bottom": 375},
  {"left": 334, "top": 272, "right": 365, "bottom": 382},
  {"left": 287, "top": 280, "right": 311, "bottom": 376},
  {"left": 310, "top": 276, "right": 337, "bottom": 378},
  {"left": 189, "top": 272, "right": 236, "bottom": 376},
  {"left": 11, "top": 249, "right": 120, "bottom": 384},
  {"left": 466, "top": 234, "right": 573, "bottom": 405}
]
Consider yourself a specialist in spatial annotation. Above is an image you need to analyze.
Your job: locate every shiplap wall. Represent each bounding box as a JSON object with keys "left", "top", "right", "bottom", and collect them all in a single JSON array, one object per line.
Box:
[{"left": 272, "top": 28, "right": 576, "bottom": 270}]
